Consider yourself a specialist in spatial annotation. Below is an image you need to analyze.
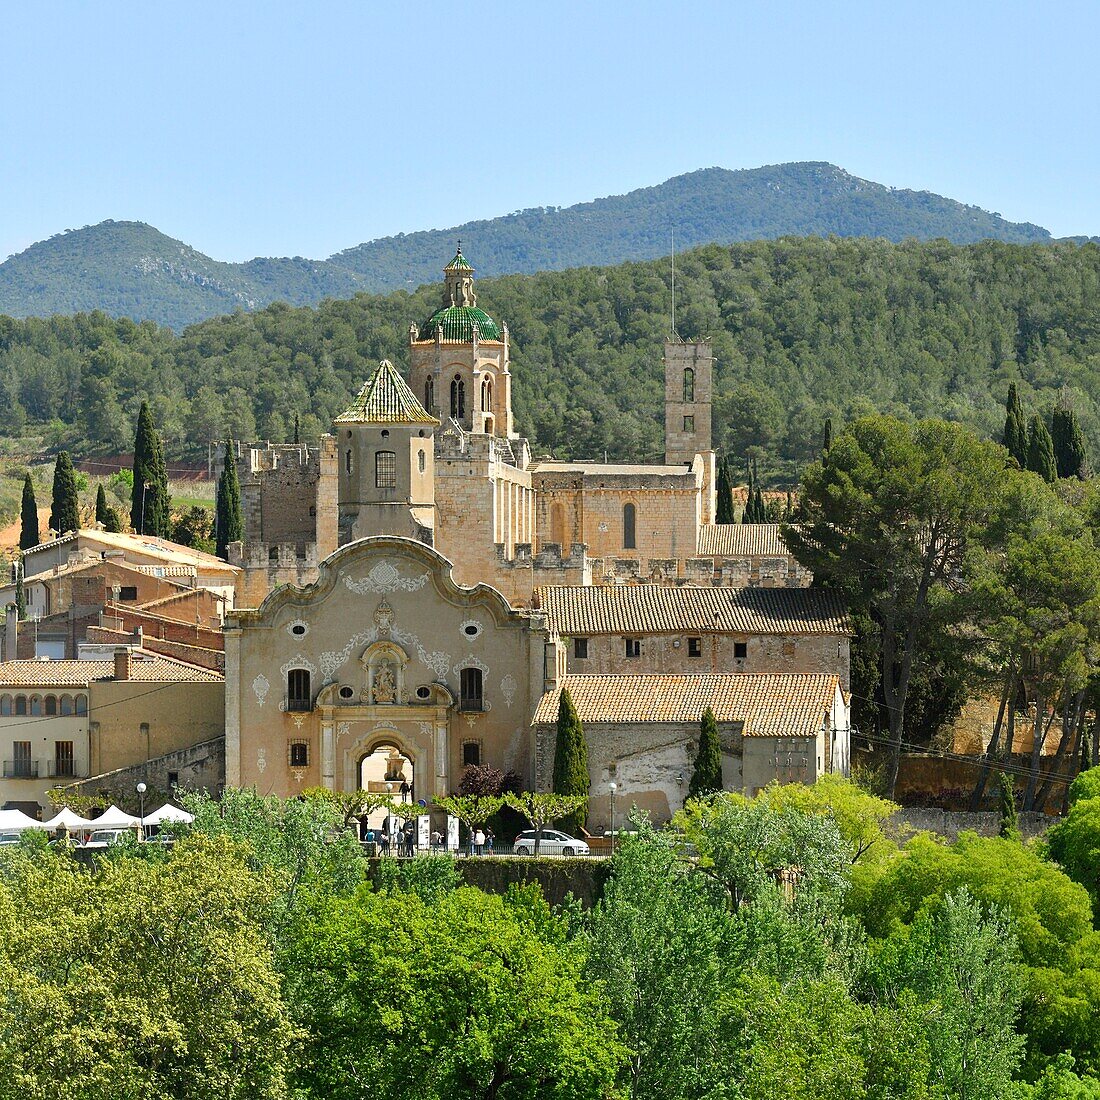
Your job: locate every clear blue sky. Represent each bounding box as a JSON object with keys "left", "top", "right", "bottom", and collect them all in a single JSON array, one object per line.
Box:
[{"left": 2, "top": 0, "right": 1097, "bottom": 263}]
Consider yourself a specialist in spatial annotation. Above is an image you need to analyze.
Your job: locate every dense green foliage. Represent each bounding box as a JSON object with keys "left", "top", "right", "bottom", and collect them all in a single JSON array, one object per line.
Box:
[
  {"left": 1005, "top": 383, "right": 1028, "bottom": 466},
  {"left": 214, "top": 440, "right": 243, "bottom": 559},
  {"left": 47, "top": 450, "right": 79, "bottom": 535},
  {"left": 1028, "top": 413, "right": 1058, "bottom": 482},
  {"left": 551, "top": 688, "right": 589, "bottom": 834},
  {"left": 688, "top": 706, "right": 723, "bottom": 799},
  {"left": 129, "top": 402, "right": 170, "bottom": 536},
  {"left": 1, "top": 237, "right": 1099, "bottom": 477},
  {"left": 715, "top": 457, "right": 735, "bottom": 523},
  {"left": 0, "top": 164, "right": 1049, "bottom": 329},
  {"left": 1054, "top": 398, "right": 1090, "bottom": 479}
]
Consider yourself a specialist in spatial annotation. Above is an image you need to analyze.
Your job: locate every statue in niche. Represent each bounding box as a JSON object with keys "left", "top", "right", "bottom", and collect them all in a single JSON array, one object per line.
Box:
[{"left": 373, "top": 662, "right": 397, "bottom": 704}]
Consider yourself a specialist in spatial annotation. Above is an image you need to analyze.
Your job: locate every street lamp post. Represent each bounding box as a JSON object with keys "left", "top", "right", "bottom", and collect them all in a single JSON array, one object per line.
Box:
[
  {"left": 676, "top": 773, "right": 684, "bottom": 810},
  {"left": 608, "top": 782, "right": 617, "bottom": 855},
  {"left": 136, "top": 781, "right": 147, "bottom": 840}
]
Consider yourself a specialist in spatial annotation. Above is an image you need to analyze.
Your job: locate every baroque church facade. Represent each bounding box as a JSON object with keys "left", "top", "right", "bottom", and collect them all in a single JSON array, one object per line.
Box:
[{"left": 224, "top": 252, "right": 849, "bottom": 826}]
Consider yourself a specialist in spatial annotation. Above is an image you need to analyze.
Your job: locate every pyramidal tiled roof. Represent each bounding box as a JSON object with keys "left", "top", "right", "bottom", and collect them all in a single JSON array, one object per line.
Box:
[
  {"left": 445, "top": 247, "right": 472, "bottom": 271},
  {"left": 335, "top": 360, "right": 439, "bottom": 425}
]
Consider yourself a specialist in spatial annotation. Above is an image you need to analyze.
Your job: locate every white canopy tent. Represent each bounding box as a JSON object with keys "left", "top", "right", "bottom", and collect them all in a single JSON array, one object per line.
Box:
[
  {"left": 142, "top": 804, "right": 194, "bottom": 826},
  {"left": 90, "top": 804, "right": 140, "bottom": 829},
  {"left": 41, "top": 807, "right": 94, "bottom": 832},
  {"left": 0, "top": 808, "right": 45, "bottom": 831}
]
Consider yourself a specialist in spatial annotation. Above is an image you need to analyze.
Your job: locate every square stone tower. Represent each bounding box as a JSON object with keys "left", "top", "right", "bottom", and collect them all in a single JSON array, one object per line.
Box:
[{"left": 664, "top": 339, "right": 713, "bottom": 466}]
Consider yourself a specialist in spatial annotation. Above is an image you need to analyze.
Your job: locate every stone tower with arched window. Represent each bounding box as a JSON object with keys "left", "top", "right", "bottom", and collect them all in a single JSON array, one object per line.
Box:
[
  {"left": 333, "top": 359, "right": 440, "bottom": 547},
  {"left": 406, "top": 247, "right": 516, "bottom": 439},
  {"left": 664, "top": 338, "right": 713, "bottom": 466}
]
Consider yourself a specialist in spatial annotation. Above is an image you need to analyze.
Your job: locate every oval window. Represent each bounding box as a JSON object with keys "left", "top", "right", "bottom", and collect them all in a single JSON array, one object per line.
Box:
[
  {"left": 416, "top": 685, "right": 431, "bottom": 700},
  {"left": 338, "top": 686, "right": 354, "bottom": 700}
]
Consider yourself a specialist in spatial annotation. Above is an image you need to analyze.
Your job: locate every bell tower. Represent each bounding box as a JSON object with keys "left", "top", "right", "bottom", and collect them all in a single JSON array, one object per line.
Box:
[{"left": 664, "top": 338, "right": 713, "bottom": 466}]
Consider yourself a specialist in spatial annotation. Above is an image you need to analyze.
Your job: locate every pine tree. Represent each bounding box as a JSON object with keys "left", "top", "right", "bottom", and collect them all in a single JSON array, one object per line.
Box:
[
  {"left": 49, "top": 452, "right": 80, "bottom": 536},
  {"left": 688, "top": 707, "right": 723, "bottom": 800},
  {"left": 552, "top": 688, "right": 589, "bottom": 834},
  {"left": 715, "top": 458, "right": 735, "bottom": 524},
  {"left": 823, "top": 417, "right": 833, "bottom": 455},
  {"left": 19, "top": 474, "right": 39, "bottom": 551},
  {"left": 215, "top": 441, "right": 244, "bottom": 560},
  {"left": 1003, "top": 384, "right": 1027, "bottom": 466},
  {"left": 1026, "top": 414, "right": 1057, "bottom": 483},
  {"left": 131, "top": 402, "right": 170, "bottom": 536},
  {"left": 1052, "top": 395, "right": 1088, "bottom": 479}
]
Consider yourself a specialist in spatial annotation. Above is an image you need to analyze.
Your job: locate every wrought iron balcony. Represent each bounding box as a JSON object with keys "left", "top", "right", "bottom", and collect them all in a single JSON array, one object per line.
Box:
[{"left": 3, "top": 760, "right": 39, "bottom": 779}]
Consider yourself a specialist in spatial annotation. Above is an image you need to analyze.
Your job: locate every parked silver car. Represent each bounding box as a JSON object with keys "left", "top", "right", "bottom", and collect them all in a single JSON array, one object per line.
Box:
[
  {"left": 82, "top": 829, "right": 131, "bottom": 849},
  {"left": 513, "top": 829, "right": 590, "bottom": 857}
]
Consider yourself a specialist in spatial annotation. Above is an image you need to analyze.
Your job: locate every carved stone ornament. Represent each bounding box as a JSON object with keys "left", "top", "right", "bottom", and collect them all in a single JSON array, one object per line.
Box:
[
  {"left": 453, "top": 655, "right": 489, "bottom": 676},
  {"left": 500, "top": 675, "right": 517, "bottom": 708},
  {"left": 252, "top": 673, "right": 270, "bottom": 708},
  {"left": 286, "top": 619, "right": 309, "bottom": 638},
  {"left": 344, "top": 560, "right": 429, "bottom": 594},
  {"left": 373, "top": 598, "right": 395, "bottom": 636},
  {"left": 256, "top": 747, "right": 267, "bottom": 774},
  {"left": 337, "top": 721, "right": 350, "bottom": 738},
  {"left": 373, "top": 662, "right": 398, "bottom": 704}
]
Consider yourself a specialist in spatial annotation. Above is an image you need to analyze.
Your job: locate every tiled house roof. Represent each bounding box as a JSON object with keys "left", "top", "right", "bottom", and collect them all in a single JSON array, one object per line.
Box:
[
  {"left": 0, "top": 656, "right": 223, "bottom": 688},
  {"left": 697, "top": 523, "right": 794, "bottom": 557},
  {"left": 534, "top": 674, "right": 840, "bottom": 738},
  {"left": 535, "top": 584, "right": 851, "bottom": 637},
  {"left": 335, "top": 360, "right": 439, "bottom": 425}
]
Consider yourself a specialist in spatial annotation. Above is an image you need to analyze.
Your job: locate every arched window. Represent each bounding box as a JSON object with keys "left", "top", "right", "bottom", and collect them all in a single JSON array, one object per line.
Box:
[
  {"left": 623, "top": 502, "right": 637, "bottom": 549},
  {"left": 683, "top": 367, "right": 695, "bottom": 402},
  {"left": 14, "top": 696, "right": 26, "bottom": 716},
  {"left": 0, "top": 695, "right": 10, "bottom": 716},
  {"left": 424, "top": 376, "right": 434, "bottom": 411},
  {"left": 29, "top": 696, "right": 42, "bottom": 717},
  {"left": 287, "top": 669, "right": 312, "bottom": 712},
  {"left": 345, "top": 449, "right": 352, "bottom": 475},
  {"left": 60, "top": 695, "right": 74, "bottom": 716},
  {"left": 450, "top": 374, "right": 465, "bottom": 419},
  {"left": 375, "top": 450, "right": 397, "bottom": 488},
  {"left": 481, "top": 377, "right": 493, "bottom": 412},
  {"left": 44, "top": 695, "right": 57, "bottom": 716},
  {"left": 74, "top": 694, "right": 88, "bottom": 717},
  {"left": 460, "top": 667, "right": 484, "bottom": 711},
  {"left": 418, "top": 449, "right": 426, "bottom": 474}
]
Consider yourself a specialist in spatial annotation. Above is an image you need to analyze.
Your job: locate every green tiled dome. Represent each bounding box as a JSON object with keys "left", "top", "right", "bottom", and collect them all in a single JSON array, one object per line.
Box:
[{"left": 420, "top": 305, "right": 502, "bottom": 343}]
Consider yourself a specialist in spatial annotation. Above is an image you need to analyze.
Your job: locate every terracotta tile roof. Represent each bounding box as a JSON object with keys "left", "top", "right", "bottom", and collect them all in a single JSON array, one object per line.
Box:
[
  {"left": 24, "top": 530, "right": 238, "bottom": 572},
  {"left": 0, "top": 655, "right": 222, "bottom": 688},
  {"left": 535, "top": 584, "right": 850, "bottom": 636},
  {"left": 534, "top": 674, "right": 840, "bottom": 737},
  {"left": 697, "top": 523, "right": 795, "bottom": 557},
  {"left": 335, "top": 359, "right": 439, "bottom": 425},
  {"left": 530, "top": 461, "right": 696, "bottom": 478}
]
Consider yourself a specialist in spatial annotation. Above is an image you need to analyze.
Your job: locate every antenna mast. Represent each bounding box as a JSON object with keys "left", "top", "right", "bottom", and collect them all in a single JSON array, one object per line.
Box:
[{"left": 671, "top": 228, "right": 677, "bottom": 340}]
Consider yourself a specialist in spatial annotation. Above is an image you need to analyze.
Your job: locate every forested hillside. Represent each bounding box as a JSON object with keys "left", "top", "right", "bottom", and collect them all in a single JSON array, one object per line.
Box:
[
  {"left": 0, "top": 163, "right": 1051, "bottom": 328},
  {"left": 1, "top": 236, "right": 1097, "bottom": 481}
]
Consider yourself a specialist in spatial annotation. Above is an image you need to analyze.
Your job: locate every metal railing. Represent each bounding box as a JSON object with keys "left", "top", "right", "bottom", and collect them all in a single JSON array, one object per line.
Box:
[
  {"left": 3, "top": 760, "right": 39, "bottom": 779},
  {"left": 46, "top": 760, "right": 77, "bottom": 778}
]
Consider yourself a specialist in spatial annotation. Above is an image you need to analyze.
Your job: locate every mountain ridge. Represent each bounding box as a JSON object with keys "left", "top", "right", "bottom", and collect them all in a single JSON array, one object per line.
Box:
[{"left": 0, "top": 162, "right": 1053, "bottom": 329}]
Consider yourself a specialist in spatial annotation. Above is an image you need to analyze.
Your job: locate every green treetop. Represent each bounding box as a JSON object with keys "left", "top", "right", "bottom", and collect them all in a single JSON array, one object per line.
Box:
[
  {"left": 1003, "top": 383, "right": 1028, "bottom": 466},
  {"left": 48, "top": 451, "right": 80, "bottom": 536},
  {"left": 131, "top": 402, "right": 171, "bottom": 536},
  {"left": 1027, "top": 413, "right": 1057, "bottom": 483},
  {"left": 18, "top": 473, "right": 38, "bottom": 551},
  {"left": 552, "top": 688, "right": 589, "bottom": 834},
  {"left": 1052, "top": 394, "right": 1089, "bottom": 479},
  {"left": 215, "top": 441, "right": 244, "bottom": 559},
  {"left": 716, "top": 458, "right": 735, "bottom": 524}
]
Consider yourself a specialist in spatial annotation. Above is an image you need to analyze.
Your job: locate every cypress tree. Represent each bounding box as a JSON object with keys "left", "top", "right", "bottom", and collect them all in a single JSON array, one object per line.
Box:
[
  {"left": 552, "top": 688, "right": 589, "bottom": 834},
  {"left": 131, "top": 402, "right": 170, "bottom": 536},
  {"left": 715, "top": 458, "right": 735, "bottom": 524},
  {"left": 293, "top": 414, "right": 301, "bottom": 445},
  {"left": 823, "top": 417, "right": 833, "bottom": 455},
  {"left": 14, "top": 560, "right": 25, "bottom": 621},
  {"left": 1052, "top": 399, "right": 1088, "bottom": 479},
  {"left": 1026, "top": 414, "right": 1057, "bottom": 483},
  {"left": 215, "top": 441, "right": 244, "bottom": 559},
  {"left": 49, "top": 452, "right": 80, "bottom": 536},
  {"left": 94, "top": 484, "right": 122, "bottom": 533},
  {"left": 19, "top": 474, "right": 39, "bottom": 551},
  {"left": 997, "top": 771, "right": 1019, "bottom": 840},
  {"left": 688, "top": 707, "right": 723, "bottom": 800},
  {"left": 1003, "top": 384, "right": 1027, "bottom": 466}
]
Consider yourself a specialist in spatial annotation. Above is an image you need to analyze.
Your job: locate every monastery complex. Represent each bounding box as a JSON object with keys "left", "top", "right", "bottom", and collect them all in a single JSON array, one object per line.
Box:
[{"left": 1, "top": 251, "right": 850, "bottom": 829}]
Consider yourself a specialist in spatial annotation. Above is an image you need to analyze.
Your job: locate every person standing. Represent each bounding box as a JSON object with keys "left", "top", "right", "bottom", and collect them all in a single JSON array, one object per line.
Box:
[
  {"left": 473, "top": 827, "right": 485, "bottom": 856},
  {"left": 485, "top": 829, "right": 495, "bottom": 855}
]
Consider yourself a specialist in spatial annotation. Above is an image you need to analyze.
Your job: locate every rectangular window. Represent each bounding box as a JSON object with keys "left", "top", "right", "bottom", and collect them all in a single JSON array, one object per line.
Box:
[
  {"left": 460, "top": 667, "right": 484, "bottom": 711},
  {"left": 167, "top": 771, "right": 179, "bottom": 790},
  {"left": 573, "top": 637, "right": 589, "bottom": 660},
  {"left": 7, "top": 741, "right": 34, "bottom": 779},
  {"left": 54, "top": 741, "right": 74, "bottom": 778},
  {"left": 625, "top": 638, "right": 641, "bottom": 658},
  {"left": 734, "top": 641, "right": 748, "bottom": 660},
  {"left": 287, "top": 668, "right": 311, "bottom": 712},
  {"left": 688, "top": 637, "right": 701, "bottom": 658},
  {"left": 375, "top": 450, "right": 397, "bottom": 488},
  {"left": 289, "top": 741, "right": 309, "bottom": 768},
  {"left": 683, "top": 415, "right": 694, "bottom": 433},
  {"left": 462, "top": 741, "right": 481, "bottom": 767},
  {"left": 118, "top": 586, "right": 138, "bottom": 601}
]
